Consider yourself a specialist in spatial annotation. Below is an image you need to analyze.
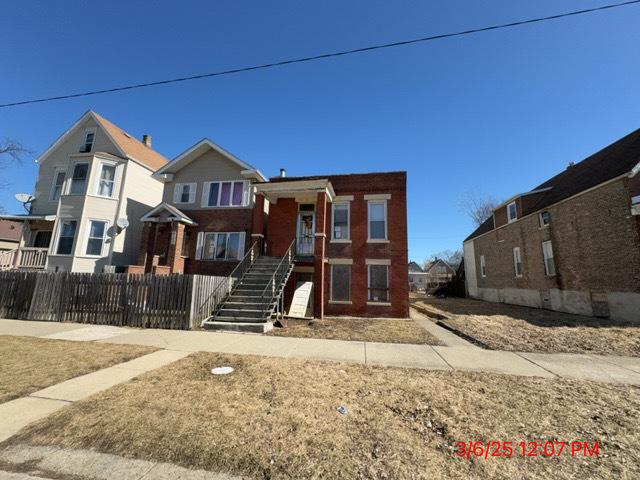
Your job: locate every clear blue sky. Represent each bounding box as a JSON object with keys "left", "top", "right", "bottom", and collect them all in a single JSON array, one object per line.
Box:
[{"left": 1, "top": 0, "right": 639, "bottom": 263}]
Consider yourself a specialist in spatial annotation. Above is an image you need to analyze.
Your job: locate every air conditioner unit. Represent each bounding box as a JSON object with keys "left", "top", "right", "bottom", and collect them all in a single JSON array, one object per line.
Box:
[{"left": 103, "top": 265, "right": 117, "bottom": 273}]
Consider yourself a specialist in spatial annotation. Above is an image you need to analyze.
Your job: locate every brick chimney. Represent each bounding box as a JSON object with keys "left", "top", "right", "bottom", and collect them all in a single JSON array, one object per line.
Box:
[{"left": 142, "top": 134, "right": 152, "bottom": 148}]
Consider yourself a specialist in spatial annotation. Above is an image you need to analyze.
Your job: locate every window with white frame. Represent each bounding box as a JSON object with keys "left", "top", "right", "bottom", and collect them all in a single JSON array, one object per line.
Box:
[
  {"left": 513, "top": 247, "right": 523, "bottom": 277},
  {"left": 480, "top": 255, "right": 486, "bottom": 277},
  {"left": 202, "top": 181, "right": 249, "bottom": 207},
  {"left": 96, "top": 163, "right": 117, "bottom": 198},
  {"left": 507, "top": 201, "right": 517, "bottom": 223},
  {"left": 332, "top": 203, "right": 350, "bottom": 240},
  {"left": 80, "top": 130, "right": 95, "bottom": 153},
  {"left": 198, "top": 232, "right": 244, "bottom": 260},
  {"left": 55, "top": 220, "right": 77, "bottom": 255},
  {"left": 368, "top": 264, "right": 389, "bottom": 302},
  {"left": 542, "top": 240, "right": 556, "bottom": 276},
  {"left": 368, "top": 201, "right": 387, "bottom": 241},
  {"left": 539, "top": 211, "right": 550, "bottom": 227},
  {"left": 50, "top": 170, "right": 66, "bottom": 201},
  {"left": 69, "top": 163, "right": 89, "bottom": 195},
  {"left": 85, "top": 220, "right": 108, "bottom": 256},
  {"left": 330, "top": 264, "right": 351, "bottom": 302},
  {"left": 173, "top": 183, "right": 197, "bottom": 204}
]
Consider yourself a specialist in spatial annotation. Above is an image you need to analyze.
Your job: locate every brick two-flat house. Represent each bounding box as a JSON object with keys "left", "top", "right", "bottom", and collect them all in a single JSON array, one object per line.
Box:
[
  {"left": 133, "top": 138, "right": 409, "bottom": 323},
  {"left": 463, "top": 129, "right": 640, "bottom": 323},
  {"left": 0, "top": 111, "right": 167, "bottom": 272}
]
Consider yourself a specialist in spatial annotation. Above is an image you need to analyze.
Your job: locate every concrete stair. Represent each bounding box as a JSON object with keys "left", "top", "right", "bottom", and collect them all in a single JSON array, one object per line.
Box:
[{"left": 202, "top": 256, "right": 293, "bottom": 333}]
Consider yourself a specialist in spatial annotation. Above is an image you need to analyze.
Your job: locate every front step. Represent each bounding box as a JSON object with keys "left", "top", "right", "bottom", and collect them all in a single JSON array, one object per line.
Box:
[
  {"left": 217, "top": 308, "right": 271, "bottom": 319},
  {"left": 202, "top": 319, "right": 274, "bottom": 333}
]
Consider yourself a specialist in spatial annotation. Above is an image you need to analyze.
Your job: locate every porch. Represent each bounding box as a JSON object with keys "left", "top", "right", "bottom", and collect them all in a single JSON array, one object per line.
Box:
[{"left": 0, "top": 215, "right": 55, "bottom": 270}]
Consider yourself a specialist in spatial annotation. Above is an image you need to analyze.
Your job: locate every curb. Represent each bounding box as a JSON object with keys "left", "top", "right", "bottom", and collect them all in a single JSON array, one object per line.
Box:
[{"left": 434, "top": 321, "right": 493, "bottom": 350}]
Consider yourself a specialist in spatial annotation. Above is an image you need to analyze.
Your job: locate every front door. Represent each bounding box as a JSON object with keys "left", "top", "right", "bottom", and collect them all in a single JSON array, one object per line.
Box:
[{"left": 297, "top": 211, "right": 315, "bottom": 255}]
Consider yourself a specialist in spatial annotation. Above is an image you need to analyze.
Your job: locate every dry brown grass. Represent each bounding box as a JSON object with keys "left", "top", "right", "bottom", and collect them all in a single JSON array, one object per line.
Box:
[
  {"left": 6, "top": 352, "right": 640, "bottom": 479},
  {"left": 412, "top": 296, "right": 640, "bottom": 357},
  {"left": 0, "top": 335, "right": 156, "bottom": 403},
  {"left": 267, "top": 316, "right": 441, "bottom": 345}
]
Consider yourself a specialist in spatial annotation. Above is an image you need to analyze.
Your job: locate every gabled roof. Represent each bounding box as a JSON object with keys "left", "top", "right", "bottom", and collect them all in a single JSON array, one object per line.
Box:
[
  {"left": 408, "top": 261, "right": 423, "bottom": 272},
  {"left": 465, "top": 127, "right": 640, "bottom": 242},
  {"left": 154, "top": 138, "right": 266, "bottom": 181},
  {"left": 92, "top": 112, "right": 169, "bottom": 171},
  {"left": 38, "top": 110, "right": 169, "bottom": 171},
  {"left": 140, "top": 203, "right": 197, "bottom": 226},
  {"left": 425, "top": 259, "right": 456, "bottom": 274}
]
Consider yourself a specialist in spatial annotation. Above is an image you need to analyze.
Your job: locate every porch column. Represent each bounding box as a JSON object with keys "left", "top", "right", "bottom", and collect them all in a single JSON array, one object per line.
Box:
[
  {"left": 166, "top": 221, "right": 186, "bottom": 274},
  {"left": 141, "top": 222, "right": 158, "bottom": 273},
  {"left": 251, "top": 193, "right": 266, "bottom": 254},
  {"left": 313, "top": 191, "right": 328, "bottom": 319}
]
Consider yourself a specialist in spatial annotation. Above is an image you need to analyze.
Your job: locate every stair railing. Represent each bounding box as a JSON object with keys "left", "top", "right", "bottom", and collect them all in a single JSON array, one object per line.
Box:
[
  {"left": 257, "top": 238, "right": 296, "bottom": 320},
  {"left": 0, "top": 249, "right": 17, "bottom": 270},
  {"left": 200, "top": 241, "right": 260, "bottom": 320}
]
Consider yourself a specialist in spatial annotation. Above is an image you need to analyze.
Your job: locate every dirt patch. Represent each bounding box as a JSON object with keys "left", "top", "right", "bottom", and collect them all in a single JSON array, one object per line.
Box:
[
  {"left": 412, "top": 296, "right": 640, "bottom": 357},
  {"left": 0, "top": 335, "right": 156, "bottom": 403},
  {"left": 5, "top": 352, "right": 640, "bottom": 479},
  {"left": 268, "top": 316, "right": 442, "bottom": 344}
]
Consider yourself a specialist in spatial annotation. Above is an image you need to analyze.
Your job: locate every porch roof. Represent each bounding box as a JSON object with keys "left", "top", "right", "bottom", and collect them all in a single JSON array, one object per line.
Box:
[
  {"left": 0, "top": 214, "right": 56, "bottom": 222},
  {"left": 140, "top": 203, "right": 198, "bottom": 226},
  {"left": 255, "top": 179, "right": 335, "bottom": 203}
]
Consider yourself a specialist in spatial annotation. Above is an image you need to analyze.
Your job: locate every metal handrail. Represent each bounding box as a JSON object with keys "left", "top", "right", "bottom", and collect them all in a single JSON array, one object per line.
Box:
[
  {"left": 257, "top": 238, "right": 296, "bottom": 318},
  {"left": 201, "top": 241, "right": 259, "bottom": 317}
]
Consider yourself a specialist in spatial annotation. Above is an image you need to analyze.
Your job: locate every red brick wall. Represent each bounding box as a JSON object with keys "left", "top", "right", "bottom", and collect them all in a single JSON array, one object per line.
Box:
[
  {"left": 271, "top": 172, "right": 409, "bottom": 318},
  {"left": 266, "top": 198, "right": 298, "bottom": 256}
]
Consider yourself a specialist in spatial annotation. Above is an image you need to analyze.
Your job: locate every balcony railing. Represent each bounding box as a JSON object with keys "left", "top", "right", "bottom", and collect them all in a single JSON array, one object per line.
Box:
[{"left": 16, "top": 248, "right": 49, "bottom": 269}]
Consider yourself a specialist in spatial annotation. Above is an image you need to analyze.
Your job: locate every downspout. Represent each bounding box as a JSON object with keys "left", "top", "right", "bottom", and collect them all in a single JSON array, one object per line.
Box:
[{"left": 107, "top": 159, "right": 130, "bottom": 266}]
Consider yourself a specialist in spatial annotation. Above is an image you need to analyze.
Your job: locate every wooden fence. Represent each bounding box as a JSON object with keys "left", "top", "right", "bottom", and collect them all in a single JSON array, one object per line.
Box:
[{"left": 0, "top": 271, "right": 228, "bottom": 330}]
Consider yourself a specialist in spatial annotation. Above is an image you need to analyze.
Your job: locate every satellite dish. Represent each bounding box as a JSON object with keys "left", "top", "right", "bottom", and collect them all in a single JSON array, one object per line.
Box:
[
  {"left": 116, "top": 218, "right": 129, "bottom": 229},
  {"left": 15, "top": 193, "right": 35, "bottom": 204}
]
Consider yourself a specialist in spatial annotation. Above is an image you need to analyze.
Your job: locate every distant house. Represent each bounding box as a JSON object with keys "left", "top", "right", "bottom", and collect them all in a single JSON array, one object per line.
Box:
[
  {"left": 408, "top": 261, "right": 427, "bottom": 291},
  {"left": 0, "top": 220, "right": 21, "bottom": 251},
  {"left": 0, "top": 111, "right": 167, "bottom": 272},
  {"left": 463, "top": 128, "right": 640, "bottom": 323},
  {"left": 424, "top": 259, "right": 456, "bottom": 287}
]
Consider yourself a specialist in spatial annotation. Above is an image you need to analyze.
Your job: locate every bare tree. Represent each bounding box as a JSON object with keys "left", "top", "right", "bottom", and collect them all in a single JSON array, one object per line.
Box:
[
  {"left": 0, "top": 138, "right": 31, "bottom": 212},
  {"left": 458, "top": 190, "right": 499, "bottom": 227},
  {"left": 423, "top": 249, "right": 463, "bottom": 269}
]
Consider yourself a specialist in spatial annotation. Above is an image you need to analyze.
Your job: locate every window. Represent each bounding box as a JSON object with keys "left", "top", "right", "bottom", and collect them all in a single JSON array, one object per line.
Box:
[
  {"left": 199, "top": 232, "right": 244, "bottom": 260},
  {"left": 97, "top": 163, "right": 117, "bottom": 197},
  {"left": 513, "top": 247, "right": 523, "bottom": 277},
  {"left": 202, "top": 181, "right": 248, "bottom": 207},
  {"left": 330, "top": 264, "right": 351, "bottom": 302},
  {"left": 368, "top": 264, "right": 389, "bottom": 302},
  {"left": 507, "top": 202, "right": 517, "bottom": 223},
  {"left": 480, "top": 255, "right": 486, "bottom": 277},
  {"left": 173, "top": 183, "right": 196, "bottom": 204},
  {"left": 85, "top": 220, "right": 108, "bottom": 256},
  {"left": 55, "top": 220, "right": 77, "bottom": 255},
  {"left": 332, "top": 203, "right": 349, "bottom": 240},
  {"left": 80, "top": 130, "right": 95, "bottom": 153},
  {"left": 50, "top": 170, "right": 66, "bottom": 201},
  {"left": 368, "top": 201, "right": 387, "bottom": 241},
  {"left": 542, "top": 240, "right": 556, "bottom": 276},
  {"left": 69, "top": 163, "right": 89, "bottom": 195},
  {"left": 539, "top": 211, "right": 550, "bottom": 227}
]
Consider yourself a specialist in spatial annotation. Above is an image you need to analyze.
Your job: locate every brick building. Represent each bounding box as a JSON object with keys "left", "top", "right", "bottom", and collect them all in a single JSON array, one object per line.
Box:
[
  {"left": 133, "top": 138, "right": 409, "bottom": 320},
  {"left": 463, "top": 128, "right": 640, "bottom": 323}
]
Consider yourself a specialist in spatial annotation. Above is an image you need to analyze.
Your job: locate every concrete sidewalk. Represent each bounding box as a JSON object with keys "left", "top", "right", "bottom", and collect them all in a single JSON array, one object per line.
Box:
[
  {"left": 1, "top": 319, "right": 640, "bottom": 385},
  {"left": 0, "top": 349, "right": 190, "bottom": 443}
]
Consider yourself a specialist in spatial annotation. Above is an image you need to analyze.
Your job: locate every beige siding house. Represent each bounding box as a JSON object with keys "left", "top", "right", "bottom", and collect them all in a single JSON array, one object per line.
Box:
[{"left": 0, "top": 111, "right": 168, "bottom": 272}]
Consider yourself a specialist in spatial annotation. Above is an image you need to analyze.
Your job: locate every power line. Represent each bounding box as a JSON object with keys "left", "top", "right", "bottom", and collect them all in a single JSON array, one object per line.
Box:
[{"left": 2, "top": 0, "right": 638, "bottom": 109}]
